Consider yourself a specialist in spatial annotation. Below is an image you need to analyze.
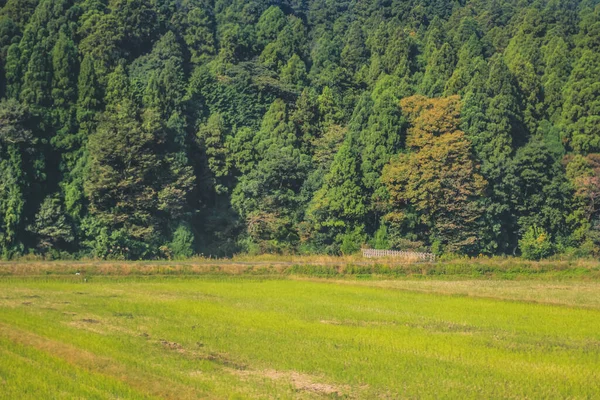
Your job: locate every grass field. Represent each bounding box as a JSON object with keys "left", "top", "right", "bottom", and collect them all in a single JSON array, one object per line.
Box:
[{"left": 1, "top": 271, "right": 600, "bottom": 398}]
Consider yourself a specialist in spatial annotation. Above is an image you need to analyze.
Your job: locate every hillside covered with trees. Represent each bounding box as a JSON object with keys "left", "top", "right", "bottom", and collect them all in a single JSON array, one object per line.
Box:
[{"left": 0, "top": 0, "right": 599, "bottom": 259}]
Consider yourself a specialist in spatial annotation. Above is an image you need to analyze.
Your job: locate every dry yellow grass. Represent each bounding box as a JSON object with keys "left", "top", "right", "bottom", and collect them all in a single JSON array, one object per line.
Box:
[{"left": 315, "top": 279, "right": 600, "bottom": 309}]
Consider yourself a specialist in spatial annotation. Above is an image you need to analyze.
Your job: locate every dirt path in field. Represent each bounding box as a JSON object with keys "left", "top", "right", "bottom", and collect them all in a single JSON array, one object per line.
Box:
[{"left": 233, "top": 368, "right": 352, "bottom": 396}]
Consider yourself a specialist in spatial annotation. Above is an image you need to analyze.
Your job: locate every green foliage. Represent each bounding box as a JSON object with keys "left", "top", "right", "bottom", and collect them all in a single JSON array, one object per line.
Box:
[
  {"left": 306, "top": 133, "right": 366, "bottom": 253},
  {"left": 510, "top": 139, "right": 572, "bottom": 243},
  {"left": 198, "top": 113, "right": 231, "bottom": 194},
  {"left": 169, "top": 223, "right": 195, "bottom": 259},
  {"left": 27, "top": 194, "right": 74, "bottom": 251},
  {"left": 373, "top": 224, "right": 390, "bottom": 250},
  {"left": 280, "top": 54, "right": 307, "bottom": 88},
  {"left": 172, "top": 3, "right": 215, "bottom": 64},
  {"left": 0, "top": 0, "right": 599, "bottom": 258},
  {"left": 339, "top": 227, "right": 366, "bottom": 255},
  {"left": 562, "top": 49, "right": 600, "bottom": 152},
  {"left": 420, "top": 42, "right": 455, "bottom": 97},
  {"left": 360, "top": 75, "right": 406, "bottom": 204},
  {"left": 232, "top": 100, "right": 309, "bottom": 253},
  {"left": 519, "top": 225, "right": 554, "bottom": 260},
  {"left": 0, "top": 98, "right": 35, "bottom": 257},
  {"left": 256, "top": 6, "right": 286, "bottom": 46}
]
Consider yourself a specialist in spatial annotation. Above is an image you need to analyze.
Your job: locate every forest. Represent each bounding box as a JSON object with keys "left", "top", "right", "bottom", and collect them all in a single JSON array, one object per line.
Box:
[{"left": 0, "top": 0, "right": 599, "bottom": 260}]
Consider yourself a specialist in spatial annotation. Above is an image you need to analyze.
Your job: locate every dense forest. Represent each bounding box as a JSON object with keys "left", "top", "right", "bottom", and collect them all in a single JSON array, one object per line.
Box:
[{"left": 0, "top": 0, "right": 599, "bottom": 259}]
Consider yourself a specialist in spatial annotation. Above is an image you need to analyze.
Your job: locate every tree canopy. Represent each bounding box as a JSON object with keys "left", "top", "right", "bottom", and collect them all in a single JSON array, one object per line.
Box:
[{"left": 1, "top": 0, "right": 599, "bottom": 259}]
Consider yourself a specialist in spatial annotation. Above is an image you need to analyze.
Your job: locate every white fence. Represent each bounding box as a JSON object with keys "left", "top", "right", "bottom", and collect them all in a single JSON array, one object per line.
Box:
[{"left": 362, "top": 249, "right": 436, "bottom": 262}]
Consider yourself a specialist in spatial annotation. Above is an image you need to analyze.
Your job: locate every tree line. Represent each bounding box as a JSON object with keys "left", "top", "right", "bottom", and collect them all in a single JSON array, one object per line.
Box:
[{"left": 0, "top": 0, "right": 599, "bottom": 259}]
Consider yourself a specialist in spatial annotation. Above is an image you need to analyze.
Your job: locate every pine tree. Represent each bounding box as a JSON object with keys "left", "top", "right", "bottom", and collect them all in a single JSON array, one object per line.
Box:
[
  {"left": 198, "top": 113, "right": 231, "bottom": 194},
  {"left": 510, "top": 139, "right": 572, "bottom": 243},
  {"left": 20, "top": 42, "right": 51, "bottom": 110},
  {"left": 3, "top": 42, "right": 20, "bottom": 99},
  {"left": 231, "top": 99, "right": 309, "bottom": 252},
  {"left": 0, "top": 99, "right": 35, "bottom": 257},
  {"left": 444, "top": 35, "right": 484, "bottom": 96},
  {"left": 306, "top": 133, "right": 366, "bottom": 252},
  {"left": 542, "top": 36, "right": 571, "bottom": 122},
  {"left": 291, "top": 88, "right": 320, "bottom": 153},
  {"left": 85, "top": 65, "right": 161, "bottom": 258},
  {"left": 562, "top": 50, "right": 600, "bottom": 152},
  {"left": 359, "top": 75, "right": 406, "bottom": 210},
  {"left": 173, "top": 4, "right": 216, "bottom": 64},
  {"left": 50, "top": 29, "right": 78, "bottom": 152},
  {"left": 0, "top": 16, "right": 20, "bottom": 97},
  {"left": 76, "top": 54, "right": 101, "bottom": 137},
  {"left": 341, "top": 21, "right": 369, "bottom": 75},
  {"left": 420, "top": 43, "right": 456, "bottom": 97},
  {"left": 256, "top": 6, "right": 286, "bottom": 46},
  {"left": 78, "top": 13, "right": 125, "bottom": 81},
  {"left": 27, "top": 193, "right": 74, "bottom": 252},
  {"left": 280, "top": 54, "right": 307, "bottom": 88}
]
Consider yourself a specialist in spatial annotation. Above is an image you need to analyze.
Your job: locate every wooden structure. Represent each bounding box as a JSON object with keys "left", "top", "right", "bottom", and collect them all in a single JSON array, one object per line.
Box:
[{"left": 362, "top": 249, "right": 436, "bottom": 262}]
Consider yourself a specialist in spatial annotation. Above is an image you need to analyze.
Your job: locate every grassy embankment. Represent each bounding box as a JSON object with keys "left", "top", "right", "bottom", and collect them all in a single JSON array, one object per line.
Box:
[
  {"left": 1, "top": 259, "right": 600, "bottom": 398},
  {"left": 1, "top": 254, "right": 600, "bottom": 280}
]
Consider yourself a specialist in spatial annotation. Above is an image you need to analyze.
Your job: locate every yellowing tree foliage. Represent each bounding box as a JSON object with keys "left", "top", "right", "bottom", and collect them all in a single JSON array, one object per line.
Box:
[{"left": 382, "top": 95, "right": 486, "bottom": 254}]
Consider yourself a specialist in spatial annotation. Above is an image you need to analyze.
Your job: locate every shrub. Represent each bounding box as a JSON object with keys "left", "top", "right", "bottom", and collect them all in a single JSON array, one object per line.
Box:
[
  {"left": 170, "top": 224, "right": 195, "bottom": 259},
  {"left": 372, "top": 225, "right": 389, "bottom": 249},
  {"left": 339, "top": 228, "right": 366, "bottom": 255},
  {"left": 519, "top": 225, "right": 554, "bottom": 260}
]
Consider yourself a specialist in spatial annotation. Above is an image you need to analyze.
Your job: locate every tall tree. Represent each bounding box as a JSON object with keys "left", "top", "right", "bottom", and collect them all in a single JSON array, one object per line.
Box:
[
  {"left": 0, "top": 99, "right": 36, "bottom": 257},
  {"left": 232, "top": 99, "right": 309, "bottom": 252},
  {"left": 420, "top": 42, "right": 456, "bottom": 97},
  {"left": 383, "top": 96, "right": 487, "bottom": 254},
  {"left": 306, "top": 133, "right": 367, "bottom": 253},
  {"left": 359, "top": 75, "right": 406, "bottom": 223},
  {"left": 84, "top": 65, "right": 185, "bottom": 259},
  {"left": 561, "top": 50, "right": 600, "bottom": 152}
]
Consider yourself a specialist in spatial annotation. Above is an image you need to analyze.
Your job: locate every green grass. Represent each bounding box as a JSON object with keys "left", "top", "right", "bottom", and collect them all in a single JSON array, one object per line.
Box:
[
  {"left": 2, "top": 257, "right": 599, "bottom": 280},
  {"left": 1, "top": 275, "right": 599, "bottom": 398}
]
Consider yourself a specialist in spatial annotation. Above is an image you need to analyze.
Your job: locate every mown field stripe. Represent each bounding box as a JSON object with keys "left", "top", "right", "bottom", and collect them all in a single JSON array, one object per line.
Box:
[
  {"left": 0, "top": 323, "right": 218, "bottom": 400},
  {"left": 290, "top": 277, "right": 600, "bottom": 310}
]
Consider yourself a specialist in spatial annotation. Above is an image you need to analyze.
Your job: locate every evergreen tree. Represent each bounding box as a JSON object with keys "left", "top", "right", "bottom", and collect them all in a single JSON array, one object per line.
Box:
[
  {"left": 306, "top": 133, "right": 366, "bottom": 253},
  {"left": 84, "top": 66, "right": 161, "bottom": 258},
  {"left": 561, "top": 50, "right": 600, "bottom": 152},
  {"left": 0, "top": 99, "right": 36, "bottom": 257},
  {"left": 3, "top": 42, "right": 20, "bottom": 99},
  {"left": 27, "top": 193, "right": 74, "bottom": 252},
  {"left": 280, "top": 53, "right": 307, "bottom": 88},
  {"left": 420, "top": 42, "right": 456, "bottom": 97},
  {"left": 291, "top": 88, "right": 320, "bottom": 153},
  {"left": 50, "top": 29, "right": 78, "bottom": 150},
  {"left": 231, "top": 99, "right": 309, "bottom": 252},
  {"left": 359, "top": 75, "right": 406, "bottom": 218},
  {"left": 444, "top": 35, "right": 484, "bottom": 96},
  {"left": 510, "top": 139, "right": 573, "bottom": 245},
  {"left": 20, "top": 42, "right": 51, "bottom": 111},
  {"left": 197, "top": 113, "right": 231, "bottom": 194},
  {"left": 173, "top": 3, "right": 216, "bottom": 64},
  {"left": 256, "top": 6, "right": 286, "bottom": 46},
  {"left": 341, "top": 21, "right": 369, "bottom": 75},
  {"left": 542, "top": 36, "right": 571, "bottom": 122},
  {"left": 0, "top": 16, "right": 19, "bottom": 97}
]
